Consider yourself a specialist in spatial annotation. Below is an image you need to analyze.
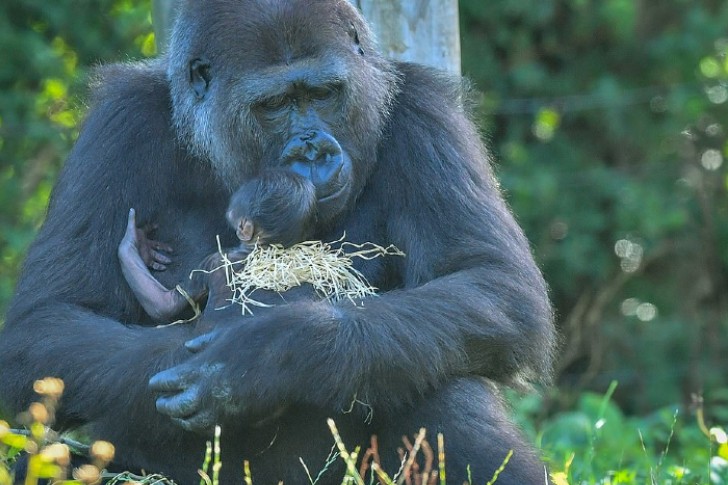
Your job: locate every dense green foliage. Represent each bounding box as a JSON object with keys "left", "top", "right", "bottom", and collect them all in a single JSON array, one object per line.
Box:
[
  {"left": 0, "top": 1, "right": 154, "bottom": 313},
  {"left": 507, "top": 384, "right": 728, "bottom": 483},
  {"left": 460, "top": 0, "right": 728, "bottom": 413},
  {"left": 2, "top": 0, "right": 728, "bottom": 482}
]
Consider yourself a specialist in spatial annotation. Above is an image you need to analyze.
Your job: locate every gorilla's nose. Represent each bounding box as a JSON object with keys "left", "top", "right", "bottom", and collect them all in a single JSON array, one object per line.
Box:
[{"left": 282, "top": 131, "right": 344, "bottom": 199}]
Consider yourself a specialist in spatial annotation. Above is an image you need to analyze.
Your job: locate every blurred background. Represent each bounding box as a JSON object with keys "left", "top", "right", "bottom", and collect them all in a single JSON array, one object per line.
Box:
[{"left": 1, "top": 0, "right": 728, "bottom": 480}]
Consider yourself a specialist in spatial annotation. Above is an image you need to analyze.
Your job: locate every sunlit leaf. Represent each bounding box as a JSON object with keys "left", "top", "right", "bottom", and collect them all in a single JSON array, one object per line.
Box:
[
  {"left": 43, "top": 79, "right": 67, "bottom": 101},
  {"left": 140, "top": 32, "right": 157, "bottom": 57},
  {"left": 1, "top": 433, "right": 27, "bottom": 449},
  {"left": 700, "top": 56, "right": 722, "bottom": 78},
  {"left": 532, "top": 107, "right": 560, "bottom": 142},
  {"left": 719, "top": 442, "right": 728, "bottom": 460}
]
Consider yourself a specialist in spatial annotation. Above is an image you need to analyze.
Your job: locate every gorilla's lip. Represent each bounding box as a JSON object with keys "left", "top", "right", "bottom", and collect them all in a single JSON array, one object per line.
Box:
[
  {"left": 316, "top": 180, "right": 352, "bottom": 220},
  {"left": 317, "top": 160, "right": 352, "bottom": 204},
  {"left": 318, "top": 183, "right": 348, "bottom": 203}
]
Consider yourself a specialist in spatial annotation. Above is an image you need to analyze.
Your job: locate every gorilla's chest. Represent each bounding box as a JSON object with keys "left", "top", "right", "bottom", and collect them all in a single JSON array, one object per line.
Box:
[{"left": 151, "top": 206, "right": 234, "bottom": 288}]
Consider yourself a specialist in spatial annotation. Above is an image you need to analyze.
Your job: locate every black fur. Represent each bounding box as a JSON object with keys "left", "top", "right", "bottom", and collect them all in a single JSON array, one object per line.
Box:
[
  {"left": 0, "top": 1, "right": 555, "bottom": 483},
  {"left": 226, "top": 170, "right": 318, "bottom": 247}
]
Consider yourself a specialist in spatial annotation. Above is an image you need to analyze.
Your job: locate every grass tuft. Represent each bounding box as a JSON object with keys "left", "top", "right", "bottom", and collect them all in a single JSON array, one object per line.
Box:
[{"left": 206, "top": 235, "right": 404, "bottom": 315}]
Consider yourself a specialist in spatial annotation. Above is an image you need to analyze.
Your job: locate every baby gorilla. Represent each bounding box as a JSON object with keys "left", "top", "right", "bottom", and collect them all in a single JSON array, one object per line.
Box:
[
  {"left": 118, "top": 171, "right": 317, "bottom": 322},
  {"left": 227, "top": 171, "right": 318, "bottom": 248}
]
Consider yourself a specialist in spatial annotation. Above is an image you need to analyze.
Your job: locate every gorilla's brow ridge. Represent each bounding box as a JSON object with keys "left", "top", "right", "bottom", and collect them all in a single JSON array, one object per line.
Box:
[{"left": 235, "top": 58, "right": 349, "bottom": 104}]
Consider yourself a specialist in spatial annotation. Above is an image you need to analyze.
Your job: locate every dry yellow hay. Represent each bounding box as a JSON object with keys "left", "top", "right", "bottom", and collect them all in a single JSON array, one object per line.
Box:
[{"left": 212, "top": 235, "right": 404, "bottom": 315}]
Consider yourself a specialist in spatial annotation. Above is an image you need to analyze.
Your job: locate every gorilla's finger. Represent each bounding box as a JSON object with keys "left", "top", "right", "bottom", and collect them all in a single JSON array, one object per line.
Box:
[
  {"left": 151, "top": 262, "right": 167, "bottom": 271},
  {"left": 156, "top": 386, "right": 202, "bottom": 418},
  {"left": 151, "top": 250, "right": 172, "bottom": 264},
  {"left": 173, "top": 410, "right": 216, "bottom": 433},
  {"left": 185, "top": 331, "right": 219, "bottom": 352},
  {"left": 124, "top": 209, "right": 137, "bottom": 241},
  {"left": 149, "top": 367, "right": 189, "bottom": 392},
  {"left": 127, "top": 208, "right": 136, "bottom": 227},
  {"left": 150, "top": 241, "right": 174, "bottom": 253},
  {"left": 226, "top": 248, "right": 251, "bottom": 261},
  {"left": 141, "top": 222, "right": 159, "bottom": 233}
]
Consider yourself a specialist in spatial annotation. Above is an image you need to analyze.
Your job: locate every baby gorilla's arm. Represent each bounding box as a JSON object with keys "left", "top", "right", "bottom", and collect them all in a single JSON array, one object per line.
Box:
[{"left": 118, "top": 209, "right": 191, "bottom": 322}]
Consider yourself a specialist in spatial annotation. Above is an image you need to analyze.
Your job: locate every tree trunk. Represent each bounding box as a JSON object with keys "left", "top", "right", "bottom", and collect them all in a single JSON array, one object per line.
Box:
[
  {"left": 152, "top": 0, "right": 461, "bottom": 75},
  {"left": 151, "top": 0, "right": 178, "bottom": 54},
  {"left": 352, "top": 0, "right": 461, "bottom": 75}
]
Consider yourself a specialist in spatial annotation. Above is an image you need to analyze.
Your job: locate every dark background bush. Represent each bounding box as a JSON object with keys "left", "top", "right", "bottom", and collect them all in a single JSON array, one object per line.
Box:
[{"left": 2, "top": 0, "right": 728, "bottom": 423}]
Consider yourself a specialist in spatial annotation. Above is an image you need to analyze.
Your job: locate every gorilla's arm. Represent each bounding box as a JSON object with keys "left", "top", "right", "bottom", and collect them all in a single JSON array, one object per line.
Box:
[
  {"left": 0, "top": 62, "right": 227, "bottom": 442},
  {"left": 118, "top": 209, "right": 199, "bottom": 322},
  {"left": 149, "top": 64, "right": 555, "bottom": 431}
]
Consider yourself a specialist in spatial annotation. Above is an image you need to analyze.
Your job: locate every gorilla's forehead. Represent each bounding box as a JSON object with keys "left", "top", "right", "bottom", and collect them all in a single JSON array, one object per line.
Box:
[{"left": 183, "top": 0, "right": 355, "bottom": 65}]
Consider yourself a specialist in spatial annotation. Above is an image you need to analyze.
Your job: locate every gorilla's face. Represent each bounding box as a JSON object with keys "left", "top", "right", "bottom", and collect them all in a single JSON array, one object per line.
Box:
[{"left": 167, "top": 0, "right": 398, "bottom": 225}]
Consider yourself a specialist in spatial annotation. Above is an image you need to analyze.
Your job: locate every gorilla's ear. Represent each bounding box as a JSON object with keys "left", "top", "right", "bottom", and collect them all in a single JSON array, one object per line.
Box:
[
  {"left": 347, "top": 22, "right": 364, "bottom": 56},
  {"left": 189, "top": 58, "right": 211, "bottom": 99}
]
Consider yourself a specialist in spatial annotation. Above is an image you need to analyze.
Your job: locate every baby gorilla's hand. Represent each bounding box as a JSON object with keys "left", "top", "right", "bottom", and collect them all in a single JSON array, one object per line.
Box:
[{"left": 120, "top": 208, "right": 174, "bottom": 271}]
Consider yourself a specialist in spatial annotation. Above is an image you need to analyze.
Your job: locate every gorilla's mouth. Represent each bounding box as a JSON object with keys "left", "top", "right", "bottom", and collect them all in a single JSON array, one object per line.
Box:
[
  {"left": 318, "top": 182, "right": 347, "bottom": 203},
  {"left": 315, "top": 162, "right": 353, "bottom": 220}
]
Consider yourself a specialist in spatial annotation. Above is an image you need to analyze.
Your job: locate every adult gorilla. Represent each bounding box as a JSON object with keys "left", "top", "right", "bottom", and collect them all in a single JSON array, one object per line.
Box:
[{"left": 0, "top": 0, "right": 555, "bottom": 483}]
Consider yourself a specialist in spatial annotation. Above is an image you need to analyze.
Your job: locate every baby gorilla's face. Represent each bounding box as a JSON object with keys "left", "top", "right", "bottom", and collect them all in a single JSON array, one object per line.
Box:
[
  {"left": 226, "top": 171, "right": 318, "bottom": 248},
  {"left": 233, "top": 217, "right": 257, "bottom": 243},
  {"left": 229, "top": 215, "right": 278, "bottom": 246}
]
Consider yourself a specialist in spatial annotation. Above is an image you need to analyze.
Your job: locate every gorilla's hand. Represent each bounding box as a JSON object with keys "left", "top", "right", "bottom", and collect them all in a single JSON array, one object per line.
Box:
[
  {"left": 148, "top": 338, "right": 225, "bottom": 433},
  {"left": 147, "top": 335, "right": 252, "bottom": 433},
  {"left": 120, "top": 208, "right": 174, "bottom": 271},
  {"left": 148, "top": 307, "right": 337, "bottom": 432}
]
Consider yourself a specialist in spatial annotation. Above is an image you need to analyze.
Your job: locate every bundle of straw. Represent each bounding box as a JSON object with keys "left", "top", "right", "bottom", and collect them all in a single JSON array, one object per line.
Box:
[{"left": 215, "top": 236, "right": 404, "bottom": 315}]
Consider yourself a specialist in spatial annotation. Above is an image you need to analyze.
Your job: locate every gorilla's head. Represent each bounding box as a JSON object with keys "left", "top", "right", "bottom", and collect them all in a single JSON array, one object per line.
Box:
[
  {"left": 167, "top": 0, "right": 399, "bottom": 224},
  {"left": 226, "top": 170, "right": 317, "bottom": 248}
]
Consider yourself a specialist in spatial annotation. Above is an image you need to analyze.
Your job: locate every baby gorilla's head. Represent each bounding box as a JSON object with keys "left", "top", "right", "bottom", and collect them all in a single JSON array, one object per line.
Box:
[{"left": 226, "top": 170, "right": 318, "bottom": 248}]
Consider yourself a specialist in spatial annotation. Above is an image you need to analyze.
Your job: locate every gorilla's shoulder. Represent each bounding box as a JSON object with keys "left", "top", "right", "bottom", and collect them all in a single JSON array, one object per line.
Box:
[
  {"left": 87, "top": 59, "right": 171, "bottom": 114},
  {"left": 391, "top": 61, "right": 470, "bottom": 114},
  {"left": 378, "top": 62, "right": 488, "bottom": 184},
  {"left": 61, "top": 58, "right": 178, "bottom": 185}
]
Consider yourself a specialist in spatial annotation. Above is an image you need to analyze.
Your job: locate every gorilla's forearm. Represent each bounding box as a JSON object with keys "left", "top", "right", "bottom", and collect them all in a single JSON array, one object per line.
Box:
[
  {"left": 263, "top": 265, "right": 551, "bottom": 413},
  {"left": 119, "top": 245, "right": 188, "bottom": 322},
  {"left": 0, "top": 302, "right": 194, "bottom": 435}
]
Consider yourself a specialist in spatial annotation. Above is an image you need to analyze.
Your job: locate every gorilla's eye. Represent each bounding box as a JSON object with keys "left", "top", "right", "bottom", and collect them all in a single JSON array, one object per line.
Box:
[
  {"left": 258, "top": 96, "right": 287, "bottom": 113},
  {"left": 189, "top": 58, "right": 212, "bottom": 99},
  {"left": 310, "top": 86, "right": 336, "bottom": 101}
]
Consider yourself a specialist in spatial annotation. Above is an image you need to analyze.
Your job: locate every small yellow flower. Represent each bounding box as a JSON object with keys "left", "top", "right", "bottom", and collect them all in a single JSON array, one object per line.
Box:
[{"left": 90, "top": 440, "right": 116, "bottom": 464}]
